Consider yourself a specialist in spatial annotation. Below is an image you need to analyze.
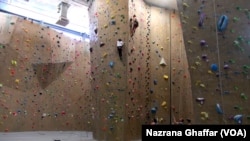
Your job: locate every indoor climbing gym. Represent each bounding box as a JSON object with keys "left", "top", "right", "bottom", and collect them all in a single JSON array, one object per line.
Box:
[{"left": 0, "top": 0, "right": 250, "bottom": 141}]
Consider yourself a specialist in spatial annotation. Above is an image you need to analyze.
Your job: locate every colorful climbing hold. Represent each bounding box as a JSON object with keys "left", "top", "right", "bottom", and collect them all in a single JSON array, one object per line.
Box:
[
  {"left": 210, "top": 64, "right": 218, "bottom": 72},
  {"left": 109, "top": 61, "right": 114, "bottom": 68},
  {"left": 182, "top": 3, "right": 189, "bottom": 8},
  {"left": 151, "top": 107, "right": 157, "bottom": 114},
  {"left": 200, "top": 40, "right": 207, "bottom": 47},
  {"left": 217, "top": 15, "right": 228, "bottom": 32},
  {"left": 201, "top": 112, "right": 209, "bottom": 120},
  {"left": 196, "top": 97, "right": 205, "bottom": 104},
  {"left": 159, "top": 58, "right": 167, "bottom": 66},
  {"left": 161, "top": 101, "right": 167, "bottom": 108},
  {"left": 216, "top": 103, "right": 223, "bottom": 114},
  {"left": 163, "top": 75, "right": 168, "bottom": 80},
  {"left": 240, "top": 93, "right": 247, "bottom": 100},
  {"left": 233, "top": 114, "right": 243, "bottom": 124},
  {"left": 153, "top": 80, "right": 157, "bottom": 85},
  {"left": 11, "top": 60, "right": 17, "bottom": 66}
]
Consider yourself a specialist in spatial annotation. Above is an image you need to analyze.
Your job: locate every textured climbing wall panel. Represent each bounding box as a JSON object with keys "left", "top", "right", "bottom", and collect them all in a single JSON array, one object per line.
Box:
[
  {"left": 126, "top": 1, "right": 174, "bottom": 140},
  {"left": 127, "top": 0, "right": 193, "bottom": 135},
  {"left": 88, "top": 0, "right": 128, "bottom": 140},
  {"left": 0, "top": 13, "right": 92, "bottom": 131},
  {"left": 0, "top": 13, "right": 17, "bottom": 44},
  {"left": 89, "top": 0, "right": 193, "bottom": 140},
  {"left": 169, "top": 6, "right": 194, "bottom": 125},
  {"left": 177, "top": 0, "right": 250, "bottom": 124}
]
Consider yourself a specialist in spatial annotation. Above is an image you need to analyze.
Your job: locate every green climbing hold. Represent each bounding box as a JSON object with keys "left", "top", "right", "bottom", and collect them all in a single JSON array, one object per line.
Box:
[
  {"left": 237, "top": 36, "right": 244, "bottom": 42},
  {"left": 240, "top": 93, "right": 248, "bottom": 100},
  {"left": 234, "top": 86, "right": 238, "bottom": 91},
  {"left": 233, "top": 105, "right": 242, "bottom": 110},
  {"left": 243, "top": 65, "right": 250, "bottom": 70},
  {"left": 236, "top": 6, "right": 241, "bottom": 11},
  {"left": 229, "top": 59, "right": 235, "bottom": 63},
  {"left": 233, "top": 17, "right": 239, "bottom": 22},
  {"left": 116, "top": 73, "right": 121, "bottom": 78},
  {"left": 233, "top": 40, "right": 240, "bottom": 47},
  {"left": 247, "top": 41, "right": 250, "bottom": 45}
]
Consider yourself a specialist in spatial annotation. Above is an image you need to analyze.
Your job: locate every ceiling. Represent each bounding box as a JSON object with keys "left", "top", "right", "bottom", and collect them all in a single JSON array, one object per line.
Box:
[
  {"left": 0, "top": 0, "right": 90, "bottom": 34},
  {"left": 144, "top": 0, "right": 178, "bottom": 10}
]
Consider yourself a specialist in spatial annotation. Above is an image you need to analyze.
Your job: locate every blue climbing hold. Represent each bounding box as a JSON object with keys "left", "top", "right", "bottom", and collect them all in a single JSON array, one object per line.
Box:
[
  {"left": 153, "top": 80, "right": 157, "bottom": 85},
  {"left": 109, "top": 61, "right": 114, "bottom": 68},
  {"left": 233, "top": 114, "right": 243, "bottom": 124},
  {"left": 211, "top": 64, "right": 218, "bottom": 72},
  {"left": 217, "top": 15, "right": 228, "bottom": 32},
  {"left": 151, "top": 107, "right": 157, "bottom": 114},
  {"left": 216, "top": 103, "right": 223, "bottom": 114}
]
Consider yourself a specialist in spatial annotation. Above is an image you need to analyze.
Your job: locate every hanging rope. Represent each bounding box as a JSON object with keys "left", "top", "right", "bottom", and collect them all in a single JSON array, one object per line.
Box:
[{"left": 212, "top": 0, "right": 226, "bottom": 124}]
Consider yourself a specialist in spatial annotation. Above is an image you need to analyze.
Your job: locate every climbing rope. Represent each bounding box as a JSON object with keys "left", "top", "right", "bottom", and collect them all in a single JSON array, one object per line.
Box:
[
  {"left": 145, "top": 5, "right": 152, "bottom": 124},
  {"left": 212, "top": 0, "right": 226, "bottom": 124}
]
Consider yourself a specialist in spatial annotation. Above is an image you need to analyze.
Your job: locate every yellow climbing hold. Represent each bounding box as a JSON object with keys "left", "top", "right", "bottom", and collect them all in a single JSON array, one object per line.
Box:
[
  {"left": 15, "top": 79, "right": 20, "bottom": 84},
  {"left": 183, "top": 15, "right": 189, "bottom": 19},
  {"left": 183, "top": 3, "right": 189, "bottom": 8},
  {"left": 195, "top": 61, "right": 201, "bottom": 66},
  {"left": 159, "top": 118, "right": 164, "bottom": 122},
  {"left": 11, "top": 60, "right": 17, "bottom": 66},
  {"left": 103, "top": 52, "right": 108, "bottom": 58},
  {"left": 163, "top": 75, "right": 168, "bottom": 80},
  {"left": 195, "top": 80, "right": 201, "bottom": 86},
  {"left": 191, "top": 66, "right": 196, "bottom": 70},
  {"left": 0, "top": 83, "right": 3, "bottom": 88},
  {"left": 188, "top": 40, "right": 193, "bottom": 44},
  {"left": 182, "top": 20, "right": 187, "bottom": 24},
  {"left": 161, "top": 101, "right": 167, "bottom": 107},
  {"left": 208, "top": 70, "right": 213, "bottom": 74},
  {"left": 201, "top": 112, "right": 209, "bottom": 120},
  {"left": 192, "top": 26, "right": 198, "bottom": 30},
  {"left": 25, "top": 39, "right": 31, "bottom": 43},
  {"left": 200, "top": 83, "right": 205, "bottom": 88},
  {"left": 161, "top": 101, "right": 167, "bottom": 109}
]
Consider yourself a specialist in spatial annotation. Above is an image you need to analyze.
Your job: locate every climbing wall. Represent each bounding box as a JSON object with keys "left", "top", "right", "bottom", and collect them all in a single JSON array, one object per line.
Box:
[
  {"left": 89, "top": 0, "right": 193, "bottom": 140},
  {"left": 126, "top": 1, "right": 193, "bottom": 140},
  {"left": 177, "top": 0, "right": 250, "bottom": 124},
  {"left": 0, "top": 12, "right": 92, "bottom": 131},
  {"left": 88, "top": 0, "right": 128, "bottom": 140}
]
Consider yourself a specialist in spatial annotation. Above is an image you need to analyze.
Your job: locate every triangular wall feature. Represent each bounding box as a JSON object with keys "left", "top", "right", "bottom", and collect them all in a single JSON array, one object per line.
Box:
[
  {"left": 32, "top": 62, "right": 72, "bottom": 89},
  {"left": 159, "top": 57, "right": 167, "bottom": 66}
]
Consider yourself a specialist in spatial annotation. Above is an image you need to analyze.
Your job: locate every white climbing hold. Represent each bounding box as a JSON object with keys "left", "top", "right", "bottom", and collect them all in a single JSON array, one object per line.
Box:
[{"left": 160, "top": 57, "right": 167, "bottom": 66}]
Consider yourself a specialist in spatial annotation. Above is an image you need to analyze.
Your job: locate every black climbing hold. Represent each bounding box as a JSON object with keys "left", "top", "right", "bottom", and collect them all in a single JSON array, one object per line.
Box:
[
  {"left": 89, "top": 47, "right": 93, "bottom": 52},
  {"left": 110, "top": 20, "right": 116, "bottom": 25},
  {"left": 94, "top": 28, "right": 98, "bottom": 34},
  {"left": 100, "top": 42, "right": 105, "bottom": 47}
]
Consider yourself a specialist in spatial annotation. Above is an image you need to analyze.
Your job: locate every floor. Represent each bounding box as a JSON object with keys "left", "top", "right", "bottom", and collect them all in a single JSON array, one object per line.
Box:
[{"left": 0, "top": 131, "right": 96, "bottom": 141}]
